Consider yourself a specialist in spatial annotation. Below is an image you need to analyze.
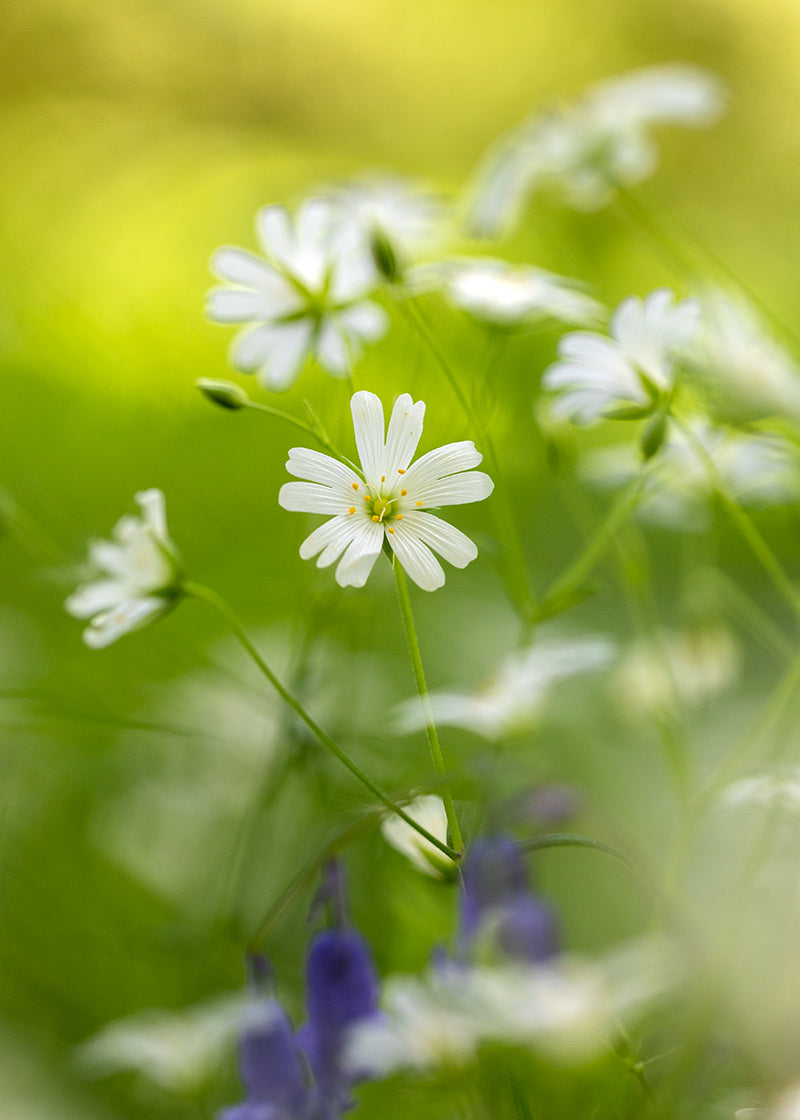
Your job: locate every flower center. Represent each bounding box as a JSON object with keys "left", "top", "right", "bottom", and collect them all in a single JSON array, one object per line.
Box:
[{"left": 370, "top": 495, "right": 395, "bottom": 522}]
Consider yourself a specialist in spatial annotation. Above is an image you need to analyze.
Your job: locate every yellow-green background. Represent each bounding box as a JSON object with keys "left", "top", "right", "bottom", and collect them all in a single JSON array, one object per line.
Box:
[{"left": 4, "top": 1, "right": 800, "bottom": 1116}]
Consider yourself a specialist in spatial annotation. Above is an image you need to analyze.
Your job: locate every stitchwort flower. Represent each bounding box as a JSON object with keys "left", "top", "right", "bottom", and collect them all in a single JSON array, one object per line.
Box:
[
  {"left": 468, "top": 64, "right": 725, "bottom": 235},
  {"left": 380, "top": 794, "right": 453, "bottom": 879},
  {"left": 542, "top": 288, "right": 700, "bottom": 425},
  {"left": 207, "top": 199, "right": 388, "bottom": 392},
  {"left": 412, "top": 257, "right": 604, "bottom": 329},
  {"left": 278, "top": 390, "right": 494, "bottom": 591},
  {"left": 65, "top": 489, "right": 182, "bottom": 649}
]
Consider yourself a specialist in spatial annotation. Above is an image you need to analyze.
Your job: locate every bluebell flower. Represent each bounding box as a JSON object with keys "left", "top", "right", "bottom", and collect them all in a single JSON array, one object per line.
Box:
[
  {"left": 220, "top": 999, "right": 313, "bottom": 1120},
  {"left": 298, "top": 929, "right": 381, "bottom": 1118},
  {"left": 459, "top": 836, "right": 558, "bottom": 965}
]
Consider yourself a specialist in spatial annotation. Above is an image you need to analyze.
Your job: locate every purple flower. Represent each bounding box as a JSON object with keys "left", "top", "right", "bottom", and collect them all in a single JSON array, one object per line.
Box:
[
  {"left": 219, "top": 1000, "right": 313, "bottom": 1120},
  {"left": 458, "top": 836, "right": 558, "bottom": 965},
  {"left": 298, "top": 929, "right": 381, "bottom": 1116}
]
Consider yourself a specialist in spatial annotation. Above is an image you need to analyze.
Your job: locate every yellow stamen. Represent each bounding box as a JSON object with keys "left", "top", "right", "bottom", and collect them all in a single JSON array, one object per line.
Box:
[
  {"left": 416, "top": 500, "right": 422, "bottom": 507},
  {"left": 396, "top": 514, "right": 403, "bottom": 521},
  {"left": 348, "top": 507, "right": 356, "bottom": 514},
  {"left": 400, "top": 489, "right": 407, "bottom": 496},
  {"left": 381, "top": 475, "right": 386, "bottom": 482},
  {"left": 352, "top": 482, "right": 359, "bottom": 491},
  {"left": 388, "top": 526, "right": 395, "bottom": 533},
  {"left": 398, "top": 468, "right": 406, "bottom": 474},
  {"left": 372, "top": 515, "right": 380, "bottom": 522}
]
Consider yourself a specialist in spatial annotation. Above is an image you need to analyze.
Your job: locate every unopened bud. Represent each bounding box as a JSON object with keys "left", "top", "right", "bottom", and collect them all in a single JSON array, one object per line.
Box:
[
  {"left": 196, "top": 378, "right": 250, "bottom": 411},
  {"left": 370, "top": 228, "right": 400, "bottom": 283}
]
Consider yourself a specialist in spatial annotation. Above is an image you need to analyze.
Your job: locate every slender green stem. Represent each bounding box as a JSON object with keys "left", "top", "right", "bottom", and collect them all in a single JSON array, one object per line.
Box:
[
  {"left": 401, "top": 298, "right": 536, "bottom": 625},
  {"left": 0, "top": 488, "right": 61, "bottom": 564},
  {"left": 674, "top": 415, "right": 800, "bottom": 625},
  {"left": 184, "top": 580, "right": 459, "bottom": 863},
  {"left": 392, "top": 560, "right": 464, "bottom": 853},
  {"left": 699, "top": 566, "right": 795, "bottom": 664},
  {"left": 244, "top": 400, "right": 362, "bottom": 475},
  {"left": 534, "top": 472, "right": 649, "bottom": 621}
]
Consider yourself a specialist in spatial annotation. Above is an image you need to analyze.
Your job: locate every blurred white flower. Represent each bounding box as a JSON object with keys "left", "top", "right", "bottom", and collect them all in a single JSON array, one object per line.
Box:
[
  {"left": 207, "top": 199, "right": 388, "bottom": 391},
  {"left": 346, "top": 939, "right": 675, "bottom": 1077},
  {"left": 76, "top": 994, "right": 244, "bottom": 1094},
  {"left": 412, "top": 257, "right": 604, "bottom": 328},
  {"left": 468, "top": 64, "right": 726, "bottom": 235},
  {"left": 329, "top": 175, "right": 447, "bottom": 280},
  {"left": 542, "top": 289, "right": 700, "bottom": 425},
  {"left": 693, "top": 292, "right": 800, "bottom": 423},
  {"left": 65, "top": 489, "right": 181, "bottom": 649},
  {"left": 381, "top": 794, "right": 452, "bottom": 878},
  {"left": 279, "top": 390, "right": 494, "bottom": 591},
  {"left": 614, "top": 621, "right": 741, "bottom": 720},
  {"left": 583, "top": 420, "right": 800, "bottom": 530},
  {"left": 393, "top": 635, "right": 614, "bottom": 741},
  {"left": 718, "top": 771, "right": 800, "bottom": 813},
  {"left": 736, "top": 1087, "right": 800, "bottom": 1120}
]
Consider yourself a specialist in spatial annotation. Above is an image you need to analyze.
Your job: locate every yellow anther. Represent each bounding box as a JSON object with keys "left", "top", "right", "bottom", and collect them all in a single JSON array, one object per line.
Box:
[
  {"left": 381, "top": 475, "right": 386, "bottom": 482},
  {"left": 416, "top": 500, "right": 422, "bottom": 507},
  {"left": 348, "top": 506, "right": 356, "bottom": 514},
  {"left": 400, "top": 489, "right": 407, "bottom": 496},
  {"left": 396, "top": 514, "right": 403, "bottom": 521},
  {"left": 388, "top": 526, "right": 395, "bottom": 533},
  {"left": 371, "top": 515, "right": 380, "bottom": 522},
  {"left": 352, "top": 482, "right": 359, "bottom": 491},
  {"left": 364, "top": 495, "right": 371, "bottom": 502},
  {"left": 397, "top": 468, "right": 406, "bottom": 474}
]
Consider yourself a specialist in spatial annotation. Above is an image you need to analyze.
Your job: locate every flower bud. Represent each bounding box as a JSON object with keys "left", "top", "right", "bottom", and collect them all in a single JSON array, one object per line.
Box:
[{"left": 196, "top": 378, "right": 250, "bottom": 411}]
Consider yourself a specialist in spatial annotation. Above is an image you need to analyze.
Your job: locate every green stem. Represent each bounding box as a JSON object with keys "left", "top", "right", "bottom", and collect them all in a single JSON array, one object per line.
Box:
[
  {"left": 184, "top": 581, "right": 459, "bottom": 863},
  {"left": 401, "top": 298, "right": 536, "bottom": 626},
  {"left": 674, "top": 415, "right": 800, "bottom": 625},
  {"left": 0, "top": 488, "right": 61, "bottom": 564},
  {"left": 534, "top": 472, "right": 649, "bottom": 621},
  {"left": 244, "top": 400, "right": 362, "bottom": 476},
  {"left": 392, "top": 560, "right": 464, "bottom": 853}
]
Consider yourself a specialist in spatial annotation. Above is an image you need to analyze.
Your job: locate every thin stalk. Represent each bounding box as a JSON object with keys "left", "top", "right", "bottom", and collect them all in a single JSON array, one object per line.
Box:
[
  {"left": 244, "top": 400, "right": 361, "bottom": 475},
  {"left": 673, "top": 415, "right": 800, "bottom": 625},
  {"left": 393, "top": 560, "right": 464, "bottom": 853},
  {"left": 401, "top": 298, "right": 536, "bottom": 626},
  {"left": 0, "top": 489, "right": 61, "bottom": 564},
  {"left": 699, "top": 567, "right": 795, "bottom": 664},
  {"left": 184, "top": 581, "right": 459, "bottom": 863},
  {"left": 534, "top": 472, "right": 649, "bottom": 621}
]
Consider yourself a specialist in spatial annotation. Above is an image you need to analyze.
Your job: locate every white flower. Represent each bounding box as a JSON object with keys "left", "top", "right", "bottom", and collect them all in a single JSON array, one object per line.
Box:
[
  {"left": 381, "top": 794, "right": 452, "bottom": 878},
  {"left": 542, "top": 289, "right": 700, "bottom": 425},
  {"left": 583, "top": 421, "right": 800, "bottom": 530},
  {"left": 76, "top": 994, "right": 245, "bottom": 1094},
  {"left": 65, "top": 490, "right": 181, "bottom": 649},
  {"left": 207, "top": 199, "right": 388, "bottom": 392},
  {"left": 413, "top": 257, "right": 603, "bottom": 328},
  {"left": 278, "top": 390, "right": 494, "bottom": 591},
  {"left": 614, "top": 622, "right": 741, "bottom": 720},
  {"left": 329, "top": 174, "right": 447, "bottom": 279},
  {"left": 718, "top": 770, "right": 800, "bottom": 813},
  {"left": 393, "top": 634, "right": 614, "bottom": 741},
  {"left": 468, "top": 64, "right": 726, "bottom": 235},
  {"left": 693, "top": 292, "right": 800, "bottom": 422},
  {"left": 346, "top": 939, "right": 675, "bottom": 1078}
]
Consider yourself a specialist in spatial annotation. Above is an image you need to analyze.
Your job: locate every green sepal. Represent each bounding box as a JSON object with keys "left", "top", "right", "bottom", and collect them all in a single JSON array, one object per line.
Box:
[{"left": 640, "top": 410, "right": 668, "bottom": 460}]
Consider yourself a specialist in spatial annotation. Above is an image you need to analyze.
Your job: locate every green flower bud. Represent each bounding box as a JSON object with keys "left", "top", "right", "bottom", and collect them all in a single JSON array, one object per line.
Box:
[{"left": 195, "top": 378, "right": 250, "bottom": 411}]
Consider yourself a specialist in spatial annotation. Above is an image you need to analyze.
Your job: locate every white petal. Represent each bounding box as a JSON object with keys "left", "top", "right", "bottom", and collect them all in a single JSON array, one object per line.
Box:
[
  {"left": 206, "top": 288, "right": 274, "bottom": 324},
  {"left": 397, "top": 512, "right": 478, "bottom": 568},
  {"left": 334, "top": 519, "right": 384, "bottom": 587},
  {"left": 278, "top": 482, "right": 348, "bottom": 514},
  {"left": 383, "top": 394, "right": 426, "bottom": 477},
  {"left": 83, "top": 598, "right": 167, "bottom": 649},
  {"left": 65, "top": 580, "right": 125, "bottom": 619},
  {"left": 135, "top": 489, "right": 168, "bottom": 539},
  {"left": 388, "top": 526, "right": 445, "bottom": 591},
  {"left": 351, "top": 391, "right": 386, "bottom": 482},
  {"left": 210, "top": 249, "right": 297, "bottom": 308},
  {"left": 338, "top": 302, "right": 390, "bottom": 342},
  {"left": 298, "top": 515, "right": 360, "bottom": 565},
  {"left": 297, "top": 198, "right": 335, "bottom": 249},
  {"left": 315, "top": 320, "right": 352, "bottom": 375},
  {"left": 407, "top": 471, "right": 494, "bottom": 508},
  {"left": 255, "top": 205, "right": 296, "bottom": 269},
  {"left": 256, "top": 321, "right": 314, "bottom": 392},
  {"left": 401, "top": 442, "right": 483, "bottom": 492},
  {"left": 285, "top": 447, "right": 361, "bottom": 489},
  {"left": 231, "top": 323, "right": 285, "bottom": 373}
]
